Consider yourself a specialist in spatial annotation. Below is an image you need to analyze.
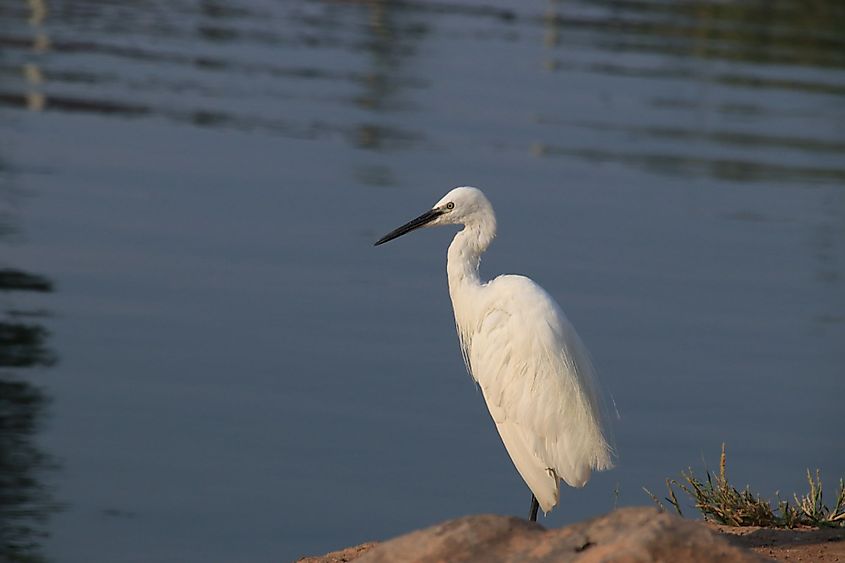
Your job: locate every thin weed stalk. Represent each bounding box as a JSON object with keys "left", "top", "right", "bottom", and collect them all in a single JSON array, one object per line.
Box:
[{"left": 649, "top": 444, "right": 845, "bottom": 528}]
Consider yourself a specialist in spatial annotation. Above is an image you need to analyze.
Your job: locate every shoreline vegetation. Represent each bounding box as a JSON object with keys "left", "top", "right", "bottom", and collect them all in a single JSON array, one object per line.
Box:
[{"left": 645, "top": 444, "right": 845, "bottom": 529}]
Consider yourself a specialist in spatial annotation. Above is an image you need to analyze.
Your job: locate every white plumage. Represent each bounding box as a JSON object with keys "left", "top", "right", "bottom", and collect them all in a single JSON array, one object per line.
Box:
[{"left": 376, "top": 186, "right": 614, "bottom": 517}]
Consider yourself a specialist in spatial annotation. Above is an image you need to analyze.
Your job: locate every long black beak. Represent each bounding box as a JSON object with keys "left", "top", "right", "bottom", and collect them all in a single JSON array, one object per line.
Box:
[{"left": 374, "top": 208, "right": 443, "bottom": 246}]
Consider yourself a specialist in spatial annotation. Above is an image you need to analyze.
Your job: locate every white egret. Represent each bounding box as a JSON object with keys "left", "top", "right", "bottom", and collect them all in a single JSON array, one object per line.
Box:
[{"left": 375, "top": 186, "right": 614, "bottom": 521}]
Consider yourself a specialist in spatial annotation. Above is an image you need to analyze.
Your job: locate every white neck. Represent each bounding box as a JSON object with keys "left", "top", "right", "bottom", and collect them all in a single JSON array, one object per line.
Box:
[
  {"left": 446, "top": 215, "right": 496, "bottom": 378},
  {"left": 446, "top": 215, "right": 496, "bottom": 297}
]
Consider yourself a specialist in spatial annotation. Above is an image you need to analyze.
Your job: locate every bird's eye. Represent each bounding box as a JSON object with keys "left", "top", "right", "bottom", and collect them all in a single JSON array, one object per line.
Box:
[{"left": 446, "top": 202, "right": 455, "bottom": 210}]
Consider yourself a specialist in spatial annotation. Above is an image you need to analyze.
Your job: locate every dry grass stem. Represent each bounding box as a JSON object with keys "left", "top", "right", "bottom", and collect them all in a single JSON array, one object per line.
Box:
[{"left": 650, "top": 444, "right": 845, "bottom": 528}]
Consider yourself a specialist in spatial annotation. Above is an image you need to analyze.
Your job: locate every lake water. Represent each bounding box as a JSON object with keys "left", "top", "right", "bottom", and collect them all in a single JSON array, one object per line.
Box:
[{"left": 1, "top": 0, "right": 843, "bottom": 561}]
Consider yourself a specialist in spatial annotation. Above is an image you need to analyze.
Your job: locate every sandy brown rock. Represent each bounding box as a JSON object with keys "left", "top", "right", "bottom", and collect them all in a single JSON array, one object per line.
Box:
[
  {"left": 711, "top": 523, "right": 845, "bottom": 562},
  {"left": 298, "top": 509, "right": 845, "bottom": 562},
  {"left": 297, "top": 542, "right": 379, "bottom": 563},
  {"left": 351, "top": 507, "right": 770, "bottom": 562},
  {"left": 357, "top": 513, "right": 543, "bottom": 563}
]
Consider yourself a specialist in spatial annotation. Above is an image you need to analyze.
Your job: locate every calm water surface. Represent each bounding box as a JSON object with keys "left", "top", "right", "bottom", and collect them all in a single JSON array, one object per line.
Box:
[{"left": 1, "top": 0, "right": 843, "bottom": 561}]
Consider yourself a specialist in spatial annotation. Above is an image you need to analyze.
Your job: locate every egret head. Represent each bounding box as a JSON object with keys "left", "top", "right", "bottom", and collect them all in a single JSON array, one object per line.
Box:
[{"left": 375, "top": 186, "right": 495, "bottom": 246}]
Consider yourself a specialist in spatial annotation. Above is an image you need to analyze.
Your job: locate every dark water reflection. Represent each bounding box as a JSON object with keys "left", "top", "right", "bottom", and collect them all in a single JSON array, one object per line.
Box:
[
  {"left": 0, "top": 266, "right": 58, "bottom": 560},
  {"left": 2, "top": 29, "right": 61, "bottom": 555},
  {"left": 0, "top": 0, "right": 843, "bottom": 561}
]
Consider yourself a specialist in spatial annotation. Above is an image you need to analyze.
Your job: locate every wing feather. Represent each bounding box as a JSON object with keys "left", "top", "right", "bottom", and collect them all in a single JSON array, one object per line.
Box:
[{"left": 462, "top": 275, "right": 614, "bottom": 512}]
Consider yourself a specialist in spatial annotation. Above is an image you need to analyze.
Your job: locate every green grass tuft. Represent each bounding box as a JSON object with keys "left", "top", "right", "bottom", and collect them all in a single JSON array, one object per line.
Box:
[{"left": 648, "top": 444, "right": 845, "bottom": 528}]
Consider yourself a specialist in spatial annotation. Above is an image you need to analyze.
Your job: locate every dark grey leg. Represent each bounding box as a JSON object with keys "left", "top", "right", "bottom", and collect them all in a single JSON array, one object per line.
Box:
[{"left": 529, "top": 494, "right": 539, "bottom": 521}]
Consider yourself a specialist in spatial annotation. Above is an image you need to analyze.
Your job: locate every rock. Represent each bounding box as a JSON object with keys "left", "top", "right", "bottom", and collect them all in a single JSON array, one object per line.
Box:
[
  {"left": 302, "top": 507, "right": 772, "bottom": 562},
  {"left": 360, "top": 513, "right": 542, "bottom": 562},
  {"left": 297, "top": 542, "right": 379, "bottom": 563},
  {"left": 534, "top": 507, "right": 773, "bottom": 563},
  {"left": 709, "top": 523, "right": 845, "bottom": 563}
]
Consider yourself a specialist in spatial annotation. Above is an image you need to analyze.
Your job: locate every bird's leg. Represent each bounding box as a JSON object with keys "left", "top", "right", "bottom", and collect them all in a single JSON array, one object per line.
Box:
[{"left": 528, "top": 494, "right": 539, "bottom": 522}]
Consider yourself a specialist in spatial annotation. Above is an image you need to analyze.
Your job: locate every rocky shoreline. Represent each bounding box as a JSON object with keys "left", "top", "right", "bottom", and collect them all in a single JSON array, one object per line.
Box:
[{"left": 298, "top": 507, "right": 844, "bottom": 562}]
